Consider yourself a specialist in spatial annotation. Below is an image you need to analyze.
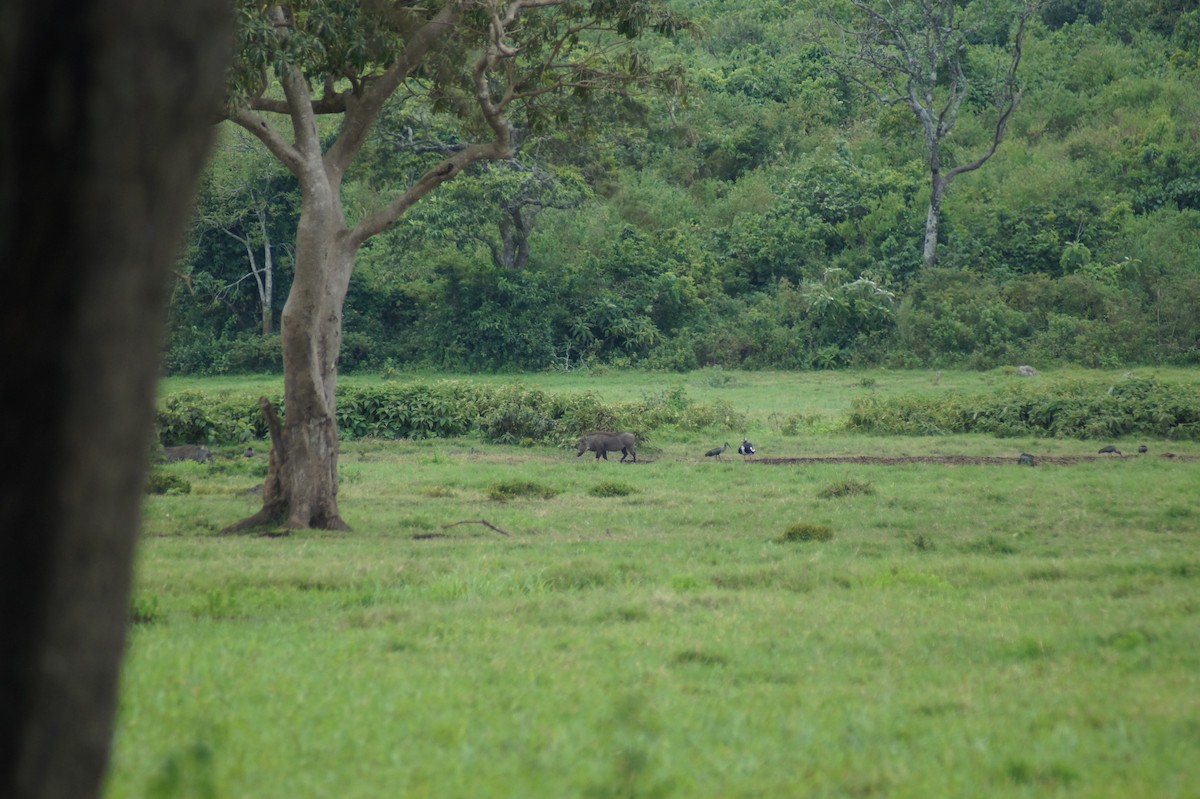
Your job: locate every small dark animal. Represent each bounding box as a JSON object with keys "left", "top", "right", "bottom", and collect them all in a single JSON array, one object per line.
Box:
[
  {"left": 1098, "top": 445, "right": 1123, "bottom": 457},
  {"left": 243, "top": 447, "right": 255, "bottom": 457},
  {"left": 577, "top": 431, "right": 637, "bottom": 462},
  {"left": 1018, "top": 453, "right": 1035, "bottom": 466},
  {"left": 162, "top": 444, "right": 214, "bottom": 463},
  {"left": 738, "top": 438, "right": 755, "bottom": 461},
  {"left": 1138, "top": 444, "right": 1148, "bottom": 454},
  {"left": 706, "top": 442, "right": 730, "bottom": 460}
]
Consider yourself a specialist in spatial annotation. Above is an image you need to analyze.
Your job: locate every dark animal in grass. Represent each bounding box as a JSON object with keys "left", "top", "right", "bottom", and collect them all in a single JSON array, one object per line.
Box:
[
  {"left": 1018, "top": 453, "right": 1035, "bottom": 466},
  {"left": 738, "top": 438, "right": 756, "bottom": 461},
  {"left": 1138, "top": 444, "right": 1148, "bottom": 454},
  {"left": 1098, "top": 445, "right": 1123, "bottom": 457},
  {"left": 706, "top": 442, "right": 730, "bottom": 460},
  {"left": 162, "top": 444, "right": 214, "bottom": 463},
  {"left": 576, "top": 431, "right": 637, "bottom": 462}
]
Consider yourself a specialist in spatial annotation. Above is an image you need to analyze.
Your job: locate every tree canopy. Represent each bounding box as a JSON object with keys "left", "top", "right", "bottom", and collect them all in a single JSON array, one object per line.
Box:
[{"left": 171, "top": 0, "right": 1200, "bottom": 375}]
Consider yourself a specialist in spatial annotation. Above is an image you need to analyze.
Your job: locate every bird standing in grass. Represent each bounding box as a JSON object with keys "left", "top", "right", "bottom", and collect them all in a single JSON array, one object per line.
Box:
[
  {"left": 706, "top": 442, "right": 730, "bottom": 460},
  {"left": 1018, "top": 453, "right": 1035, "bottom": 466},
  {"left": 738, "top": 438, "right": 755, "bottom": 461},
  {"left": 1098, "top": 445, "right": 1123, "bottom": 457},
  {"left": 1138, "top": 444, "right": 1148, "bottom": 454}
]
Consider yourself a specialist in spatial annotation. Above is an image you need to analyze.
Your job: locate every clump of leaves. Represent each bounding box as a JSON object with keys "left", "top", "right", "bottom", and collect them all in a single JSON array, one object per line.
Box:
[
  {"left": 486, "top": 480, "right": 560, "bottom": 501},
  {"left": 778, "top": 523, "right": 834, "bottom": 543},
  {"left": 145, "top": 471, "right": 191, "bottom": 495},
  {"left": 817, "top": 478, "right": 874, "bottom": 499},
  {"left": 589, "top": 480, "right": 640, "bottom": 497}
]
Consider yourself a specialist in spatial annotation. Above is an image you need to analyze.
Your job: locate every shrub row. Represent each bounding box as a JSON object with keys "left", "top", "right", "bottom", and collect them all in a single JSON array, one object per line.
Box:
[
  {"left": 844, "top": 377, "right": 1200, "bottom": 440},
  {"left": 156, "top": 381, "right": 747, "bottom": 447}
]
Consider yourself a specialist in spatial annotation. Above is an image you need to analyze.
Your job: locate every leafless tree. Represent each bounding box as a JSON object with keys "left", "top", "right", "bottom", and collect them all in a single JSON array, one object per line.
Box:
[{"left": 818, "top": 0, "right": 1040, "bottom": 267}]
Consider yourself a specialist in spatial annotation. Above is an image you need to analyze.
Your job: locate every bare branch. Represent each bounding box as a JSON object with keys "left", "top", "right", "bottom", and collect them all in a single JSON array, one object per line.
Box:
[{"left": 442, "top": 519, "right": 513, "bottom": 537}]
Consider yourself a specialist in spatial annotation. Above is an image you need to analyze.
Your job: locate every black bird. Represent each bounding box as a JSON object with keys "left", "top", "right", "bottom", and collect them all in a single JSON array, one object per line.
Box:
[
  {"left": 738, "top": 438, "right": 756, "bottom": 461},
  {"left": 1138, "top": 444, "right": 1148, "bottom": 454},
  {"left": 706, "top": 442, "right": 730, "bottom": 460},
  {"left": 1018, "top": 453, "right": 1035, "bottom": 466},
  {"left": 1098, "top": 445, "right": 1123, "bottom": 457}
]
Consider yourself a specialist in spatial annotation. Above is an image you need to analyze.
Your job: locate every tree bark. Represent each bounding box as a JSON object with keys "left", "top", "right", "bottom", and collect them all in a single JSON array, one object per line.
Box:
[
  {"left": 226, "top": 3, "right": 515, "bottom": 531},
  {"left": 924, "top": 176, "right": 947, "bottom": 269},
  {"left": 0, "top": 2, "right": 231, "bottom": 798}
]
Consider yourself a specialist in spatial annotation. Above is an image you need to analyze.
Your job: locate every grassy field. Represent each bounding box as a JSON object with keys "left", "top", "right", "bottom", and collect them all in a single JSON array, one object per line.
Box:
[{"left": 111, "top": 369, "right": 1200, "bottom": 798}]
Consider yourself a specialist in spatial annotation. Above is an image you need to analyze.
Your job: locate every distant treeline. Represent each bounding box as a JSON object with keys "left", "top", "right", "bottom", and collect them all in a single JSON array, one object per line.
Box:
[{"left": 169, "top": 0, "right": 1200, "bottom": 374}]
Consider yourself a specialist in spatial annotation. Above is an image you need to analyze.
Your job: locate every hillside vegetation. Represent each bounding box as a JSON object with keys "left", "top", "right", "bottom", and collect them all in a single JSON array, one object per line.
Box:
[{"left": 171, "top": 0, "right": 1200, "bottom": 374}]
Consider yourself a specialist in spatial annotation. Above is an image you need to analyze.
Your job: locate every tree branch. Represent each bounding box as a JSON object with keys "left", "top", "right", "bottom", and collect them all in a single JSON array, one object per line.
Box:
[{"left": 442, "top": 519, "right": 513, "bottom": 537}]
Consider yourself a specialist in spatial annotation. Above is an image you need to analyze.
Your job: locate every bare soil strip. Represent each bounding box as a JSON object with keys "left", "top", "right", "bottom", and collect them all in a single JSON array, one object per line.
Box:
[{"left": 754, "top": 453, "right": 1196, "bottom": 466}]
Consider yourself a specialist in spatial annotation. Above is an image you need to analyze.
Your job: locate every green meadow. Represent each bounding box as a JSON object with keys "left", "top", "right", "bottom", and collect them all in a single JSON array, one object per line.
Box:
[{"left": 111, "top": 369, "right": 1200, "bottom": 798}]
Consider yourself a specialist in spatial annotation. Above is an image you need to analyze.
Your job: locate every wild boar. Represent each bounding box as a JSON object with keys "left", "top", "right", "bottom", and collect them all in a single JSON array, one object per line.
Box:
[
  {"left": 576, "top": 431, "right": 637, "bottom": 462},
  {"left": 162, "top": 444, "right": 214, "bottom": 463}
]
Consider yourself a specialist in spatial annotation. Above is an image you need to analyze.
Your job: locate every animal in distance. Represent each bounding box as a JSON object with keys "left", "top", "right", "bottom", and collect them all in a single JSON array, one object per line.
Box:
[
  {"left": 706, "top": 442, "right": 730, "bottom": 460},
  {"left": 577, "top": 431, "right": 637, "bottom": 462},
  {"left": 1098, "top": 445, "right": 1123, "bottom": 457},
  {"left": 738, "top": 438, "right": 755, "bottom": 461}
]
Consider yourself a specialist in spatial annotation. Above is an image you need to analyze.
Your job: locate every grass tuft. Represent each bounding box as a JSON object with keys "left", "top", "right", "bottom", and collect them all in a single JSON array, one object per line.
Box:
[
  {"left": 589, "top": 480, "right": 640, "bottom": 497},
  {"left": 486, "top": 480, "right": 560, "bottom": 501},
  {"left": 817, "top": 478, "right": 874, "bottom": 499},
  {"left": 777, "top": 523, "right": 834, "bottom": 543}
]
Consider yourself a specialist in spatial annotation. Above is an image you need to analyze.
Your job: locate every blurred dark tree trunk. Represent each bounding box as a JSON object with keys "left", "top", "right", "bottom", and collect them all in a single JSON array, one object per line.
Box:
[{"left": 0, "top": 2, "right": 231, "bottom": 798}]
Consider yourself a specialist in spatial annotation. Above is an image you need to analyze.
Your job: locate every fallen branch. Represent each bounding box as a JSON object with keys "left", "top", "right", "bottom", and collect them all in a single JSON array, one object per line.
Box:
[{"left": 442, "top": 519, "right": 512, "bottom": 537}]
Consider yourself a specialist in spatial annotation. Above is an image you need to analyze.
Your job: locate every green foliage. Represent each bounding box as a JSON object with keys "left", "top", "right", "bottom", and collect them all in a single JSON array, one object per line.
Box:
[
  {"left": 156, "top": 381, "right": 747, "bottom": 448},
  {"left": 145, "top": 471, "right": 192, "bottom": 496},
  {"left": 845, "top": 376, "right": 1200, "bottom": 440},
  {"left": 168, "top": 2, "right": 1200, "bottom": 374},
  {"left": 157, "top": 391, "right": 270, "bottom": 445}
]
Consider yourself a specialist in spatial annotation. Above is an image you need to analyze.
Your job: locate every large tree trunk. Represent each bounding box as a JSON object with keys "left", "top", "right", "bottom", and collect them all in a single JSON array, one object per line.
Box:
[
  {"left": 923, "top": 176, "right": 946, "bottom": 269},
  {"left": 0, "top": 2, "right": 230, "bottom": 798},
  {"left": 225, "top": 207, "right": 356, "bottom": 532}
]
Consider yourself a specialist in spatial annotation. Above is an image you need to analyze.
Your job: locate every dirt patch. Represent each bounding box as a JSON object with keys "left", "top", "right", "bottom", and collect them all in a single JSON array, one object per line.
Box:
[{"left": 754, "top": 453, "right": 1196, "bottom": 467}]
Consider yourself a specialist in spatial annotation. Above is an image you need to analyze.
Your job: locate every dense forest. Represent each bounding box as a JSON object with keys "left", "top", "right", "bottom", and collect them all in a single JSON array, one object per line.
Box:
[{"left": 169, "top": 0, "right": 1200, "bottom": 375}]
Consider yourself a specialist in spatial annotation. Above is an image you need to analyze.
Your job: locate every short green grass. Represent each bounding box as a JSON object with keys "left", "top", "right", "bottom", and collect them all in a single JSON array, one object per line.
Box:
[{"left": 112, "top": 369, "right": 1200, "bottom": 798}]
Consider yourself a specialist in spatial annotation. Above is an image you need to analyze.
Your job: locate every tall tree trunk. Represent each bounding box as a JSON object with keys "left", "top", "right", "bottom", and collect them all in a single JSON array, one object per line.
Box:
[
  {"left": 225, "top": 205, "right": 356, "bottom": 532},
  {"left": 923, "top": 175, "right": 947, "bottom": 269},
  {"left": 0, "top": 2, "right": 230, "bottom": 798}
]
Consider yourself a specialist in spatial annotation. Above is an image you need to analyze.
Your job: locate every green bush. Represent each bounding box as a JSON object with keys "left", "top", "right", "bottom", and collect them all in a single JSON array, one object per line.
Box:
[
  {"left": 844, "top": 376, "right": 1200, "bottom": 440},
  {"left": 145, "top": 471, "right": 191, "bottom": 495},
  {"left": 157, "top": 381, "right": 752, "bottom": 448},
  {"left": 157, "top": 391, "right": 271, "bottom": 445}
]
